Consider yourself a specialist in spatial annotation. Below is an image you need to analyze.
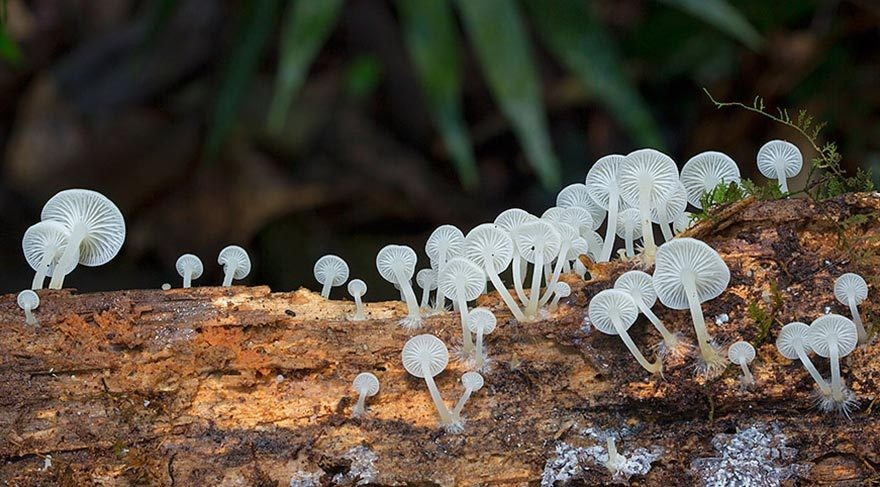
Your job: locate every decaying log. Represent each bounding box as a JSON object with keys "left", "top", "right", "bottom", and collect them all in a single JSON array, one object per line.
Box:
[{"left": 2, "top": 194, "right": 880, "bottom": 486}]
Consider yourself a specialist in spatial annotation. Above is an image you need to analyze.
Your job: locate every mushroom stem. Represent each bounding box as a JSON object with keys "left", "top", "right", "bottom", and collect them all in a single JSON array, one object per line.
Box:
[
  {"left": 422, "top": 362, "right": 454, "bottom": 425},
  {"left": 32, "top": 252, "right": 55, "bottom": 290},
  {"left": 353, "top": 294, "right": 365, "bottom": 320},
  {"left": 600, "top": 192, "right": 619, "bottom": 262},
  {"left": 353, "top": 390, "right": 368, "bottom": 417},
  {"left": 624, "top": 227, "right": 635, "bottom": 258},
  {"left": 604, "top": 437, "right": 625, "bottom": 473},
  {"left": 511, "top": 255, "right": 528, "bottom": 303},
  {"left": 49, "top": 225, "right": 86, "bottom": 289},
  {"left": 24, "top": 306, "right": 37, "bottom": 326},
  {"left": 829, "top": 337, "right": 843, "bottom": 402},
  {"left": 320, "top": 277, "right": 334, "bottom": 299},
  {"left": 454, "top": 286, "right": 474, "bottom": 353},
  {"left": 452, "top": 386, "right": 474, "bottom": 418},
  {"left": 638, "top": 190, "right": 657, "bottom": 258},
  {"left": 739, "top": 361, "right": 754, "bottom": 386},
  {"left": 486, "top": 271, "right": 526, "bottom": 321},
  {"left": 848, "top": 298, "right": 867, "bottom": 344},
  {"left": 222, "top": 263, "right": 238, "bottom": 286},
  {"left": 182, "top": 265, "right": 194, "bottom": 288},
  {"left": 474, "top": 328, "right": 485, "bottom": 369},
  {"left": 682, "top": 273, "right": 725, "bottom": 368},
  {"left": 775, "top": 162, "right": 788, "bottom": 193},
  {"left": 635, "top": 301, "right": 677, "bottom": 349},
  {"left": 573, "top": 259, "right": 587, "bottom": 279},
  {"left": 420, "top": 285, "right": 431, "bottom": 308},
  {"left": 525, "top": 251, "right": 545, "bottom": 317},
  {"left": 611, "top": 310, "right": 662, "bottom": 374},
  {"left": 539, "top": 241, "right": 571, "bottom": 306},
  {"left": 659, "top": 219, "right": 673, "bottom": 243},
  {"left": 549, "top": 292, "right": 562, "bottom": 311},
  {"left": 794, "top": 346, "right": 831, "bottom": 396}
]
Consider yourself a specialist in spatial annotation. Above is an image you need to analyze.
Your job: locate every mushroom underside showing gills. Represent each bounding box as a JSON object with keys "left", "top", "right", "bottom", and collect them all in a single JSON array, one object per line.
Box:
[
  {"left": 376, "top": 245, "right": 422, "bottom": 329},
  {"left": 314, "top": 255, "right": 350, "bottom": 299},
  {"left": 176, "top": 254, "right": 203, "bottom": 288},
  {"left": 426, "top": 225, "right": 465, "bottom": 312},
  {"left": 352, "top": 372, "right": 379, "bottom": 417},
  {"left": 807, "top": 314, "right": 858, "bottom": 404},
  {"left": 584, "top": 154, "right": 625, "bottom": 262},
  {"left": 401, "top": 335, "right": 455, "bottom": 427},
  {"left": 464, "top": 224, "right": 525, "bottom": 321},
  {"left": 22, "top": 221, "right": 77, "bottom": 290},
  {"left": 17, "top": 290, "right": 40, "bottom": 326},
  {"left": 617, "top": 149, "right": 679, "bottom": 260},
  {"left": 589, "top": 289, "right": 662, "bottom": 375},
  {"left": 218, "top": 245, "right": 251, "bottom": 286},
  {"left": 614, "top": 270, "right": 679, "bottom": 352},
  {"left": 438, "top": 257, "right": 485, "bottom": 353},
  {"left": 776, "top": 322, "right": 832, "bottom": 397},
  {"left": 728, "top": 341, "right": 756, "bottom": 386},
  {"left": 757, "top": 140, "right": 802, "bottom": 194},
  {"left": 452, "top": 371, "right": 484, "bottom": 422},
  {"left": 834, "top": 272, "right": 869, "bottom": 344},
  {"left": 347, "top": 279, "right": 367, "bottom": 320}
]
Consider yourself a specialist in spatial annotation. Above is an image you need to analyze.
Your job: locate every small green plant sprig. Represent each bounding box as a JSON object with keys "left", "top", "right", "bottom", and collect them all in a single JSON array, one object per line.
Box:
[{"left": 702, "top": 89, "right": 873, "bottom": 201}]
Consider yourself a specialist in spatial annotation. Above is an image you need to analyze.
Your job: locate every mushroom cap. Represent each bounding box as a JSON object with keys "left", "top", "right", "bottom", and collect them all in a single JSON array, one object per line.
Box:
[
  {"left": 416, "top": 269, "right": 438, "bottom": 290},
  {"left": 494, "top": 208, "right": 537, "bottom": 234},
  {"left": 588, "top": 289, "right": 639, "bottom": 335},
  {"left": 776, "top": 322, "right": 811, "bottom": 360},
  {"left": 554, "top": 282, "right": 572, "bottom": 298},
  {"left": 425, "top": 225, "right": 465, "bottom": 263},
  {"left": 352, "top": 372, "right": 380, "bottom": 396},
  {"left": 614, "top": 270, "right": 657, "bottom": 308},
  {"left": 566, "top": 237, "right": 589, "bottom": 261},
  {"left": 673, "top": 211, "right": 694, "bottom": 234},
  {"left": 515, "top": 220, "right": 562, "bottom": 264},
  {"left": 650, "top": 182, "right": 687, "bottom": 224},
  {"left": 583, "top": 231, "right": 603, "bottom": 261},
  {"left": 556, "top": 183, "right": 606, "bottom": 228},
  {"left": 41, "top": 189, "right": 126, "bottom": 266},
  {"left": 834, "top": 273, "right": 867, "bottom": 305},
  {"left": 615, "top": 208, "right": 643, "bottom": 239},
  {"left": 401, "top": 334, "right": 449, "bottom": 378},
  {"left": 541, "top": 206, "right": 566, "bottom": 222},
  {"left": 217, "top": 245, "right": 251, "bottom": 279},
  {"left": 465, "top": 223, "right": 514, "bottom": 274},
  {"left": 756, "top": 140, "right": 803, "bottom": 180},
  {"left": 314, "top": 255, "right": 350, "bottom": 286},
  {"left": 22, "top": 221, "right": 77, "bottom": 276},
  {"left": 461, "top": 371, "right": 484, "bottom": 391},
  {"left": 807, "top": 314, "right": 858, "bottom": 358},
  {"left": 680, "top": 151, "right": 742, "bottom": 208},
  {"left": 653, "top": 238, "right": 730, "bottom": 310},
  {"left": 466, "top": 307, "right": 497, "bottom": 334},
  {"left": 437, "top": 257, "right": 485, "bottom": 301},
  {"left": 560, "top": 207, "right": 596, "bottom": 234},
  {"left": 727, "top": 341, "right": 756, "bottom": 365},
  {"left": 176, "top": 254, "right": 204, "bottom": 279},
  {"left": 584, "top": 154, "right": 625, "bottom": 209},
  {"left": 347, "top": 278, "right": 367, "bottom": 297},
  {"left": 17, "top": 289, "right": 39, "bottom": 309},
  {"left": 376, "top": 245, "right": 417, "bottom": 283},
  {"left": 617, "top": 149, "right": 680, "bottom": 208}
]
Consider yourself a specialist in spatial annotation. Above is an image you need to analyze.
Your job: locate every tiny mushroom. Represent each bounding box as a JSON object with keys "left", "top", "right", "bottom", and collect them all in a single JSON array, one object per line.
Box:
[
  {"left": 549, "top": 282, "right": 571, "bottom": 311},
  {"left": 617, "top": 149, "right": 680, "bottom": 259},
  {"left": 314, "top": 255, "right": 350, "bottom": 299},
  {"left": 351, "top": 372, "right": 380, "bottom": 417},
  {"left": 17, "top": 290, "right": 40, "bottom": 326},
  {"left": 653, "top": 238, "right": 730, "bottom": 375},
  {"left": 833, "top": 273, "right": 869, "bottom": 344},
  {"left": 515, "top": 220, "right": 561, "bottom": 318},
  {"left": 673, "top": 211, "right": 694, "bottom": 235},
  {"left": 41, "top": 189, "right": 126, "bottom": 289},
  {"left": 218, "top": 245, "right": 251, "bottom": 286},
  {"left": 376, "top": 245, "right": 422, "bottom": 329},
  {"left": 437, "top": 257, "right": 485, "bottom": 354},
  {"left": 756, "top": 140, "right": 802, "bottom": 193},
  {"left": 651, "top": 182, "right": 687, "bottom": 242},
  {"left": 22, "top": 221, "right": 75, "bottom": 290},
  {"left": 175, "top": 254, "right": 203, "bottom": 288},
  {"left": 466, "top": 307, "right": 497, "bottom": 369},
  {"left": 348, "top": 279, "right": 368, "bottom": 320},
  {"left": 614, "top": 270, "right": 681, "bottom": 355},
  {"left": 556, "top": 183, "right": 605, "bottom": 232},
  {"left": 776, "top": 322, "right": 832, "bottom": 399},
  {"left": 401, "top": 334, "right": 455, "bottom": 428},
  {"left": 615, "top": 208, "right": 643, "bottom": 258},
  {"left": 603, "top": 437, "right": 627, "bottom": 476},
  {"left": 584, "top": 154, "right": 625, "bottom": 261},
  {"left": 452, "top": 371, "right": 484, "bottom": 423},
  {"left": 589, "top": 289, "right": 662, "bottom": 375},
  {"left": 727, "top": 341, "right": 756, "bottom": 387},
  {"left": 679, "top": 151, "right": 742, "bottom": 208},
  {"left": 494, "top": 209, "right": 538, "bottom": 303},
  {"left": 464, "top": 224, "right": 526, "bottom": 321},
  {"left": 426, "top": 225, "right": 465, "bottom": 311},
  {"left": 416, "top": 269, "right": 438, "bottom": 308},
  {"left": 807, "top": 314, "right": 858, "bottom": 405}
]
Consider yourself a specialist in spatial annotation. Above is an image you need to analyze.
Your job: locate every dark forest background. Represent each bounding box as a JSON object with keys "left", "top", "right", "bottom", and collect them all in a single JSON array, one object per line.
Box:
[{"left": 0, "top": 0, "right": 877, "bottom": 297}]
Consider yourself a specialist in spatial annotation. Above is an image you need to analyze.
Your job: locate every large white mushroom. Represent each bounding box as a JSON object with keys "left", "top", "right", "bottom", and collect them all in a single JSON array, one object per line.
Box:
[
  {"left": 426, "top": 225, "right": 465, "bottom": 311},
  {"left": 464, "top": 224, "right": 525, "bottom": 321},
  {"left": 807, "top": 314, "right": 858, "bottom": 407},
  {"left": 617, "top": 149, "right": 679, "bottom": 260},
  {"left": 756, "top": 140, "right": 802, "bottom": 193},
  {"left": 679, "top": 151, "right": 741, "bottom": 208},
  {"left": 515, "top": 220, "right": 561, "bottom": 319},
  {"left": 218, "top": 245, "right": 251, "bottom": 286},
  {"left": 494, "top": 209, "right": 538, "bottom": 303}
]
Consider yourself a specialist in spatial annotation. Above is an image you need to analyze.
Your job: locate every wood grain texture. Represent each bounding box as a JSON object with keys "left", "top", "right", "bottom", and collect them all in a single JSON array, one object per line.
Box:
[{"left": 2, "top": 194, "right": 880, "bottom": 486}]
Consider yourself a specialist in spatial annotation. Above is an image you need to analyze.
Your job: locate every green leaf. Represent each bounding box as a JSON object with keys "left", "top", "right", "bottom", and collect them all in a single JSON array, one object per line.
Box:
[
  {"left": 397, "top": 0, "right": 478, "bottom": 189},
  {"left": 525, "top": 0, "right": 662, "bottom": 148},
  {"left": 267, "top": 0, "right": 343, "bottom": 134},
  {"left": 204, "top": 0, "right": 282, "bottom": 161},
  {"left": 0, "top": 21, "right": 23, "bottom": 66},
  {"left": 456, "top": 0, "right": 561, "bottom": 189},
  {"left": 658, "top": 0, "right": 762, "bottom": 50}
]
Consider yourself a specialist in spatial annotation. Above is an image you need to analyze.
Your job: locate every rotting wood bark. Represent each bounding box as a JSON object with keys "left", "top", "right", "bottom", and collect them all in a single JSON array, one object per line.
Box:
[{"left": 1, "top": 194, "right": 880, "bottom": 486}]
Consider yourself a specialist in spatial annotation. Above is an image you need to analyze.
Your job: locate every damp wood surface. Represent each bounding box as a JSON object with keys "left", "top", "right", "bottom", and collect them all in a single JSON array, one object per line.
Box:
[{"left": 1, "top": 194, "right": 880, "bottom": 487}]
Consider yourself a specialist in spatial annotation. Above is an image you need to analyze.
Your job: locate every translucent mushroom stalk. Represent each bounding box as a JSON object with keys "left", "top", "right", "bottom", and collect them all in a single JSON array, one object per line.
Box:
[
  {"left": 539, "top": 222, "right": 578, "bottom": 306},
  {"left": 584, "top": 155, "right": 625, "bottom": 262},
  {"left": 351, "top": 372, "right": 379, "bottom": 418},
  {"left": 464, "top": 224, "right": 526, "bottom": 321},
  {"left": 376, "top": 245, "right": 422, "bottom": 329},
  {"left": 425, "top": 225, "right": 464, "bottom": 312},
  {"left": 494, "top": 209, "right": 537, "bottom": 304},
  {"left": 516, "top": 220, "right": 561, "bottom": 319},
  {"left": 604, "top": 437, "right": 626, "bottom": 476},
  {"left": 401, "top": 335, "right": 455, "bottom": 427},
  {"left": 466, "top": 307, "right": 497, "bottom": 369},
  {"left": 618, "top": 149, "right": 679, "bottom": 260},
  {"left": 417, "top": 269, "right": 438, "bottom": 308},
  {"left": 834, "top": 273, "right": 869, "bottom": 344},
  {"left": 438, "top": 257, "right": 485, "bottom": 354},
  {"left": 807, "top": 314, "right": 858, "bottom": 404},
  {"left": 17, "top": 290, "right": 40, "bottom": 326},
  {"left": 589, "top": 289, "right": 662, "bottom": 375},
  {"left": 452, "top": 371, "right": 484, "bottom": 422},
  {"left": 616, "top": 208, "right": 642, "bottom": 259},
  {"left": 614, "top": 270, "right": 680, "bottom": 354},
  {"left": 176, "top": 254, "right": 203, "bottom": 288},
  {"left": 218, "top": 245, "right": 251, "bottom": 286},
  {"left": 776, "top": 322, "right": 832, "bottom": 397},
  {"left": 347, "top": 279, "right": 367, "bottom": 320},
  {"left": 549, "top": 282, "right": 571, "bottom": 311},
  {"left": 651, "top": 183, "right": 686, "bottom": 243}
]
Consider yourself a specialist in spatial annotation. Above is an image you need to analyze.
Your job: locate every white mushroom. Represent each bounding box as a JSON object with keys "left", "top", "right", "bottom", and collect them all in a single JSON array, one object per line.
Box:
[
  {"left": 17, "top": 290, "right": 40, "bottom": 326},
  {"left": 494, "top": 209, "right": 538, "bottom": 303},
  {"left": 22, "top": 221, "right": 75, "bottom": 290},
  {"left": 614, "top": 270, "right": 682, "bottom": 356},
  {"left": 679, "top": 151, "right": 742, "bottom": 208},
  {"left": 673, "top": 211, "right": 695, "bottom": 235},
  {"left": 615, "top": 208, "right": 643, "bottom": 258},
  {"left": 756, "top": 140, "right": 802, "bottom": 193},
  {"left": 515, "top": 220, "right": 561, "bottom": 318},
  {"left": 437, "top": 257, "right": 485, "bottom": 354},
  {"left": 426, "top": 225, "right": 465, "bottom": 312},
  {"left": 464, "top": 224, "right": 526, "bottom": 321},
  {"left": 833, "top": 273, "right": 869, "bottom": 344},
  {"left": 466, "top": 307, "right": 497, "bottom": 369},
  {"left": 556, "top": 183, "right": 605, "bottom": 231},
  {"left": 175, "top": 254, "right": 203, "bottom": 288},
  {"left": 650, "top": 182, "right": 687, "bottom": 242},
  {"left": 41, "top": 189, "right": 126, "bottom": 289},
  {"left": 585, "top": 154, "right": 625, "bottom": 261},
  {"left": 347, "top": 279, "right": 368, "bottom": 320},
  {"left": 617, "top": 149, "right": 679, "bottom": 259},
  {"left": 807, "top": 314, "right": 858, "bottom": 405},
  {"left": 217, "top": 245, "right": 251, "bottom": 286},
  {"left": 589, "top": 289, "right": 662, "bottom": 375},
  {"left": 653, "top": 238, "right": 730, "bottom": 375},
  {"left": 776, "top": 322, "right": 832, "bottom": 399},
  {"left": 452, "top": 371, "right": 484, "bottom": 423},
  {"left": 727, "top": 341, "right": 756, "bottom": 387},
  {"left": 314, "top": 255, "right": 350, "bottom": 299},
  {"left": 351, "top": 372, "right": 380, "bottom": 417},
  {"left": 416, "top": 269, "right": 438, "bottom": 308},
  {"left": 549, "top": 281, "right": 571, "bottom": 311},
  {"left": 401, "top": 334, "right": 455, "bottom": 428},
  {"left": 376, "top": 245, "right": 421, "bottom": 329}
]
